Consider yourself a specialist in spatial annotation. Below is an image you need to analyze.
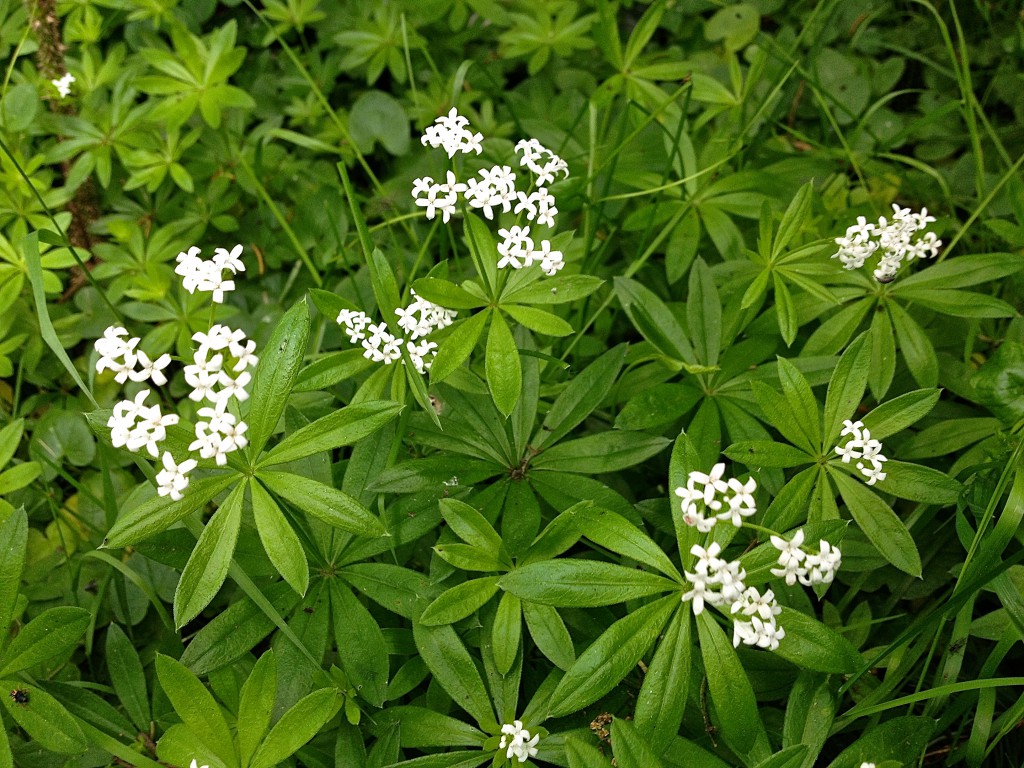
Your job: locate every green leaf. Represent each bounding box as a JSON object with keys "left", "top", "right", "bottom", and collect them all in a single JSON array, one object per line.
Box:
[
  {"left": 892, "top": 253, "right": 1024, "bottom": 290},
  {"left": 247, "top": 299, "right": 311, "bottom": 456},
  {"left": 492, "top": 591, "right": 521, "bottom": 675},
  {"left": 773, "top": 183, "right": 813, "bottom": 259},
  {"left": 259, "top": 470, "right": 386, "bottom": 537},
  {"left": 861, "top": 389, "right": 939, "bottom": 440},
  {"left": 343, "top": 563, "right": 438, "bottom": 621},
  {"left": 537, "top": 344, "right": 627, "bottom": 448},
  {"left": 889, "top": 303, "right": 937, "bottom": 388},
  {"left": 173, "top": 482, "right": 246, "bottom": 629},
  {"left": 434, "top": 543, "right": 509, "bottom": 572},
  {"left": 413, "top": 622, "right": 497, "bottom": 730},
  {"left": 502, "top": 304, "right": 574, "bottom": 336},
  {"left": 612, "top": 716, "right": 665, "bottom": 768},
  {"left": 260, "top": 400, "right": 403, "bottom": 466},
  {"left": 705, "top": 3, "right": 759, "bottom": 49},
  {"left": 105, "top": 624, "right": 150, "bottom": 732},
  {"left": 831, "top": 469, "right": 922, "bottom": 577},
  {"left": 463, "top": 214, "right": 498, "bottom": 296},
  {"left": 500, "top": 560, "right": 675, "bottom": 607},
  {"left": 696, "top": 610, "right": 766, "bottom": 757},
  {"left": 776, "top": 357, "right": 822, "bottom": 451},
  {"left": 331, "top": 582, "right": 390, "bottom": 707},
  {"left": 238, "top": 651, "right": 277, "bottom": 767},
  {"left": 872, "top": 460, "right": 962, "bottom": 504},
  {"left": 0, "top": 607, "right": 90, "bottom": 676},
  {"left": 0, "top": 681, "right": 87, "bottom": 754},
  {"left": 633, "top": 607, "right": 692, "bottom": 755},
  {"left": 0, "top": 509, "right": 27, "bottom": 635},
  {"left": 522, "top": 602, "right": 575, "bottom": 671},
  {"left": 614, "top": 277, "right": 694, "bottom": 362},
  {"left": 250, "top": 479, "right": 309, "bottom": 595},
  {"left": 501, "top": 274, "right": 604, "bottom": 305},
  {"left": 155, "top": 654, "right": 238, "bottom": 767},
  {"left": 486, "top": 312, "right": 522, "bottom": 417},
  {"left": 439, "top": 498, "right": 504, "bottom": 558},
  {"left": 773, "top": 274, "right": 798, "bottom": 346},
  {"left": 725, "top": 440, "right": 814, "bottom": 469},
  {"left": 371, "top": 706, "right": 488, "bottom": 748},
  {"left": 569, "top": 505, "right": 682, "bottom": 581},
  {"left": 687, "top": 258, "right": 722, "bottom": 366},
  {"left": 822, "top": 333, "right": 870, "bottom": 449},
  {"left": 773, "top": 607, "right": 863, "bottom": 673},
  {"left": 294, "top": 349, "right": 375, "bottom": 392},
  {"left": 412, "top": 277, "right": 488, "bottom": 309},
  {"left": 420, "top": 577, "right": 501, "bottom": 626},
  {"left": 782, "top": 672, "right": 835, "bottom": 760},
  {"left": 547, "top": 595, "right": 676, "bottom": 718},
  {"left": 430, "top": 309, "right": 490, "bottom": 384},
  {"left": 753, "top": 746, "right": 809, "bottom": 768},
  {"left": 868, "top": 309, "right": 896, "bottom": 400},
  {"left": 250, "top": 687, "right": 343, "bottom": 768},
  {"left": 348, "top": 90, "right": 410, "bottom": 155},
  {"left": 824, "top": 716, "right": 934, "bottom": 768},
  {"left": 533, "top": 432, "right": 671, "bottom": 473}
]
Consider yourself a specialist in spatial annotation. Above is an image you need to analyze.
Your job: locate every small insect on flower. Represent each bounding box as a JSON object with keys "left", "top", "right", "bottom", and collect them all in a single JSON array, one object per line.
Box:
[{"left": 10, "top": 688, "right": 29, "bottom": 704}]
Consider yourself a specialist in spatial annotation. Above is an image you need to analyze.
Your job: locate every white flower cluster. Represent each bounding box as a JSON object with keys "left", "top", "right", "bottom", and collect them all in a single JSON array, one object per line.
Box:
[
  {"left": 52, "top": 72, "right": 75, "bottom": 98},
  {"left": 184, "top": 325, "right": 258, "bottom": 466},
  {"left": 835, "top": 419, "right": 887, "bottom": 485},
  {"left": 674, "top": 462, "right": 757, "bottom": 532},
  {"left": 95, "top": 327, "right": 172, "bottom": 385},
  {"left": 337, "top": 291, "right": 455, "bottom": 375},
  {"left": 498, "top": 720, "right": 540, "bottom": 764},
  {"left": 174, "top": 244, "right": 245, "bottom": 303},
  {"left": 832, "top": 204, "right": 941, "bottom": 281},
  {"left": 514, "top": 138, "right": 569, "bottom": 186},
  {"left": 769, "top": 529, "right": 842, "bottom": 587},
  {"left": 496, "top": 226, "right": 564, "bottom": 276},
  {"left": 98, "top": 247, "right": 256, "bottom": 499},
  {"left": 413, "top": 109, "right": 569, "bottom": 278},
  {"left": 682, "top": 543, "right": 785, "bottom": 651},
  {"left": 420, "top": 107, "right": 484, "bottom": 158}
]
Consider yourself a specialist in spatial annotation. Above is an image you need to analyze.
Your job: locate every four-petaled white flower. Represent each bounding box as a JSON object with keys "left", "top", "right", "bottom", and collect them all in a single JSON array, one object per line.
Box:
[
  {"left": 835, "top": 419, "right": 888, "bottom": 485},
  {"left": 156, "top": 452, "right": 197, "bottom": 501},
  {"left": 674, "top": 462, "right": 757, "bottom": 532},
  {"left": 770, "top": 529, "right": 842, "bottom": 587},
  {"left": 499, "top": 720, "right": 540, "bottom": 764},
  {"left": 833, "top": 204, "right": 941, "bottom": 281},
  {"left": 52, "top": 72, "right": 75, "bottom": 98}
]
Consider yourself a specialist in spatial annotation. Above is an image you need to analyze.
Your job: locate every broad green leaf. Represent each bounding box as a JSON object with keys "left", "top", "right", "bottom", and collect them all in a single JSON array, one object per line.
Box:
[
  {"left": 250, "top": 687, "right": 343, "bottom": 768},
  {"left": 439, "top": 498, "right": 504, "bottom": 556},
  {"left": 612, "top": 716, "right": 665, "bottom": 768},
  {"left": 412, "top": 277, "right": 489, "bottom": 309},
  {"left": 569, "top": 505, "right": 682, "bottom": 581},
  {"left": 259, "top": 470, "right": 386, "bottom": 537},
  {"left": 503, "top": 304, "right": 573, "bottom": 336},
  {"left": 430, "top": 309, "right": 490, "bottom": 384},
  {"left": 371, "top": 706, "right": 488, "bottom": 748},
  {"left": 547, "top": 595, "right": 676, "bottom": 718},
  {"left": 697, "top": 610, "right": 766, "bottom": 758},
  {"left": 773, "top": 274, "right": 798, "bottom": 346},
  {"left": 103, "top": 473, "right": 236, "bottom": 549},
  {"left": 889, "top": 303, "right": 937, "bottom": 388},
  {"left": 822, "top": 333, "right": 870, "bottom": 449},
  {"left": 753, "top": 746, "right": 809, "bottom": 768},
  {"left": 500, "top": 274, "right": 604, "bottom": 305},
  {"left": 348, "top": 90, "right": 410, "bottom": 155},
  {"left": 532, "top": 432, "right": 671, "bottom": 473},
  {"left": 294, "top": 349, "right": 375, "bottom": 392},
  {"left": 492, "top": 591, "right": 521, "bottom": 675},
  {"left": 0, "top": 509, "right": 27, "bottom": 634},
  {"left": 633, "top": 606, "right": 691, "bottom": 754},
  {"left": 462, "top": 214, "right": 498, "bottom": 296},
  {"left": 725, "top": 440, "right": 814, "bottom": 469},
  {"left": 413, "top": 622, "right": 497, "bottom": 731},
  {"left": 1, "top": 606, "right": 90, "bottom": 676},
  {"left": 891, "top": 252, "right": 1024, "bottom": 290},
  {"left": 0, "top": 681, "right": 87, "bottom": 754},
  {"left": 155, "top": 654, "right": 237, "bottom": 767},
  {"left": 434, "top": 542, "right": 508, "bottom": 572},
  {"left": 105, "top": 624, "right": 150, "bottom": 732},
  {"left": 752, "top": 383, "right": 818, "bottom": 457},
  {"left": 773, "top": 607, "right": 862, "bottom": 672},
  {"left": 782, "top": 672, "right": 835, "bottom": 761},
  {"left": 173, "top": 482, "right": 246, "bottom": 628},
  {"left": 331, "top": 583, "right": 390, "bottom": 707},
  {"left": 868, "top": 309, "right": 896, "bottom": 400},
  {"left": 238, "top": 651, "right": 277, "bottom": 766},
  {"left": 247, "top": 299, "right": 311, "bottom": 456},
  {"left": 486, "top": 312, "right": 521, "bottom": 417},
  {"left": 260, "top": 401, "right": 403, "bottom": 466},
  {"left": 895, "top": 288, "right": 1016, "bottom": 318},
  {"left": 773, "top": 182, "right": 813, "bottom": 259},
  {"left": 873, "top": 460, "right": 962, "bottom": 504},
  {"left": 523, "top": 602, "right": 575, "bottom": 671},
  {"left": 566, "top": 735, "right": 612, "bottom": 768},
  {"left": 860, "top": 389, "right": 939, "bottom": 440},
  {"left": 250, "top": 479, "right": 309, "bottom": 595},
  {"left": 613, "top": 277, "right": 694, "bottom": 362},
  {"left": 537, "top": 344, "right": 627, "bottom": 448},
  {"left": 687, "top": 258, "right": 722, "bottom": 366},
  {"left": 420, "top": 577, "right": 501, "bottom": 626},
  {"left": 824, "top": 716, "right": 934, "bottom": 768},
  {"left": 500, "top": 560, "right": 676, "bottom": 607},
  {"left": 831, "top": 469, "right": 922, "bottom": 577},
  {"left": 776, "top": 357, "right": 822, "bottom": 450},
  {"left": 343, "top": 563, "right": 439, "bottom": 621}
]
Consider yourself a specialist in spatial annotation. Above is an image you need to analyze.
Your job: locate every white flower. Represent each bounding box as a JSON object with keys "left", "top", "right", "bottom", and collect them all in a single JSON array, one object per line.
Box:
[
  {"left": 212, "top": 244, "right": 245, "bottom": 274},
  {"left": 859, "top": 763, "right": 876, "bottom": 768},
  {"left": 175, "top": 246, "right": 241, "bottom": 302},
  {"left": 833, "top": 204, "right": 941, "bottom": 281},
  {"left": 155, "top": 452, "right": 197, "bottom": 501},
  {"left": 499, "top": 720, "right": 540, "bottom": 764},
  {"left": 229, "top": 338, "right": 259, "bottom": 371},
  {"left": 717, "top": 476, "right": 757, "bottom": 526},
  {"left": 497, "top": 225, "right": 534, "bottom": 270},
  {"left": 95, "top": 326, "right": 141, "bottom": 383},
  {"left": 770, "top": 529, "right": 842, "bottom": 587},
  {"left": 420, "top": 108, "right": 484, "bottom": 158},
  {"left": 532, "top": 240, "right": 565, "bottom": 276},
  {"left": 514, "top": 138, "right": 569, "bottom": 186},
  {"left": 127, "top": 350, "right": 172, "bottom": 386},
  {"left": 51, "top": 72, "right": 75, "bottom": 98},
  {"left": 682, "top": 543, "right": 748, "bottom": 617},
  {"left": 189, "top": 761, "right": 209, "bottom": 768},
  {"left": 835, "top": 419, "right": 888, "bottom": 485},
  {"left": 464, "top": 165, "right": 516, "bottom": 220}
]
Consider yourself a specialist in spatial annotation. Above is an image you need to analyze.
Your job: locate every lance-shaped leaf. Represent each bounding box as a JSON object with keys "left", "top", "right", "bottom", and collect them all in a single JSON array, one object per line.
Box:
[
  {"left": 331, "top": 582, "right": 390, "bottom": 707},
  {"left": 0, "top": 509, "right": 27, "bottom": 635},
  {"left": 0, "top": 681, "right": 87, "bottom": 754},
  {"left": 413, "top": 622, "right": 497, "bottom": 731},
  {"left": 499, "top": 560, "right": 676, "bottom": 607},
  {"left": 822, "top": 333, "right": 869, "bottom": 449},
  {"left": 105, "top": 623, "right": 150, "bottom": 732},
  {"left": 259, "top": 470, "right": 386, "bottom": 537},
  {"left": 250, "top": 479, "right": 309, "bottom": 595},
  {"left": 250, "top": 687, "right": 343, "bottom": 768},
  {"left": 1, "top": 606, "right": 90, "bottom": 676},
  {"left": 430, "top": 309, "right": 491, "bottom": 384},
  {"left": 486, "top": 311, "right": 521, "bottom": 417},
  {"left": 260, "top": 400, "right": 403, "bottom": 466},
  {"left": 532, "top": 432, "right": 671, "bottom": 474},
  {"left": 773, "top": 607, "right": 863, "bottom": 673},
  {"left": 536, "top": 344, "right": 627, "bottom": 448},
  {"left": 633, "top": 606, "right": 692, "bottom": 754},
  {"left": 238, "top": 650, "right": 277, "bottom": 767},
  {"left": 420, "top": 577, "right": 501, "bottom": 627},
  {"left": 155, "top": 653, "right": 238, "bottom": 767}
]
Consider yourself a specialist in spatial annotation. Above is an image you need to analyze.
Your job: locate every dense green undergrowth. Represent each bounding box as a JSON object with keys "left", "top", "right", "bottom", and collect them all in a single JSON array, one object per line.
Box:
[{"left": 1, "top": 0, "right": 1024, "bottom": 767}]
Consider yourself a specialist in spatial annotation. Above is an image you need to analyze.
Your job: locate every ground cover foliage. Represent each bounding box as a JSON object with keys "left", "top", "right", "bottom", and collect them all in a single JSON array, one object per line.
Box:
[{"left": 1, "top": 0, "right": 1024, "bottom": 766}]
